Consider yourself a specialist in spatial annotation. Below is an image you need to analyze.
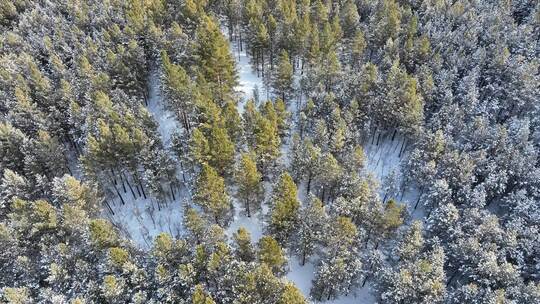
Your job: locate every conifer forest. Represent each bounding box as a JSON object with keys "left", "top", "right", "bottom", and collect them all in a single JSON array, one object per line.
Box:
[{"left": 1, "top": 0, "right": 539, "bottom": 303}]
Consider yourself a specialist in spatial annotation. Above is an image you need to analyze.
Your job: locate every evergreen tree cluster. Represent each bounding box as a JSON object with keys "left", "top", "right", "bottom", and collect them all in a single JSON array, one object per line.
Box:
[{"left": 0, "top": 0, "right": 539, "bottom": 303}]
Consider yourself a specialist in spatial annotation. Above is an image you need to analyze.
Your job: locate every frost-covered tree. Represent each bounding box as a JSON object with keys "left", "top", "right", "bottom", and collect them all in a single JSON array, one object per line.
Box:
[
  {"left": 194, "top": 164, "right": 232, "bottom": 225},
  {"left": 235, "top": 153, "right": 264, "bottom": 217},
  {"left": 272, "top": 50, "right": 294, "bottom": 103},
  {"left": 268, "top": 172, "right": 300, "bottom": 244},
  {"left": 258, "top": 235, "right": 287, "bottom": 275},
  {"left": 294, "top": 196, "right": 328, "bottom": 265}
]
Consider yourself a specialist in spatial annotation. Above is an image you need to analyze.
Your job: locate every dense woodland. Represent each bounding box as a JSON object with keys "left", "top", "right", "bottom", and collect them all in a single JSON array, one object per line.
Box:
[{"left": 0, "top": 0, "right": 539, "bottom": 303}]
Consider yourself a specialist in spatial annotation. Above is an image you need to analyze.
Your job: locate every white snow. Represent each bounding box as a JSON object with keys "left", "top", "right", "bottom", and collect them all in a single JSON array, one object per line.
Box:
[
  {"left": 105, "top": 188, "right": 187, "bottom": 248},
  {"left": 225, "top": 207, "right": 265, "bottom": 243},
  {"left": 286, "top": 256, "right": 376, "bottom": 304},
  {"left": 286, "top": 256, "right": 317, "bottom": 295},
  {"left": 363, "top": 132, "right": 423, "bottom": 218},
  {"left": 227, "top": 35, "right": 266, "bottom": 113}
]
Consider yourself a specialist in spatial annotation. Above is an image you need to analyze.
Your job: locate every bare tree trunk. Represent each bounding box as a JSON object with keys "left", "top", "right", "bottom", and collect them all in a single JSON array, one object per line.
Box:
[
  {"left": 114, "top": 186, "right": 126, "bottom": 205},
  {"left": 170, "top": 183, "right": 176, "bottom": 201},
  {"left": 104, "top": 200, "right": 115, "bottom": 215},
  {"left": 139, "top": 180, "right": 147, "bottom": 199},
  {"left": 414, "top": 187, "right": 424, "bottom": 210}
]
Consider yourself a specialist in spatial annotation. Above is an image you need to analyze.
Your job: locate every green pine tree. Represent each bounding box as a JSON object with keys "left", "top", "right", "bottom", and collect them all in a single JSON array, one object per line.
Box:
[
  {"left": 235, "top": 153, "right": 264, "bottom": 217},
  {"left": 195, "top": 16, "right": 238, "bottom": 105},
  {"left": 258, "top": 235, "right": 287, "bottom": 275},
  {"left": 269, "top": 172, "right": 300, "bottom": 244},
  {"left": 194, "top": 164, "right": 232, "bottom": 225},
  {"left": 192, "top": 284, "right": 216, "bottom": 304},
  {"left": 272, "top": 50, "right": 294, "bottom": 104}
]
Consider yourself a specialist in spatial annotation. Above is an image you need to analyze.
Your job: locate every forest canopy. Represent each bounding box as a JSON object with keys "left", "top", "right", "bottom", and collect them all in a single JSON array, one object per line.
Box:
[{"left": 0, "top": 0, "right": 539, "bottom": 303}]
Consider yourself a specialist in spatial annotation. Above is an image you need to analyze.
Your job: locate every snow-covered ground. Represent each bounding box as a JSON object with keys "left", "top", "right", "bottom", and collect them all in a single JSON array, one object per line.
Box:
[
  {"left": 229, "top": 42, "right": 266, "bottom": 113},
  {"left": 104, "top": 66, "right": 188, "bottom": 248},
  {"left": 363, "top": 133, "right": 423, "bottom": 219},
  {"left": 105, "top": 188, "right": 186, "bottom": 247}
]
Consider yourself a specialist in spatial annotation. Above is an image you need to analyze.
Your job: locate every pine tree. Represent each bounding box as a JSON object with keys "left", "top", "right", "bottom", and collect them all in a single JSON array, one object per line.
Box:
[
  {"left": 341, "top": 0, "right": 360, "bottom": 38},
  {"left": 258, "top": 235, "right": 287, "bottom": 275},
  {"left": 272, "top": 50, "right": 294, "bottom": 104},
  {"left": 184, "top": 207, "right": 208, "bottom": 244},
  {"left": 24, "top": 130, "right": 68, "bottom": 180},
  {"left": 235, "top": 264, "right": 283, "bottom": 303},
  {"left": 2, "top": 287, "right": 31, "bottom": 304},
  {"left": 189, "top": 127, "right": 210, "bottom": 165},
  {"left": 290, "top": 137, "right": 321, "bottom": 194},
  {"left": 195, "top": 16, "right": 238, "bottom": 104},
  {"left": 89, "top": 219, "right": 119, "bottom": 249},
  {"left": 0, "top": 122, "right": 27, "bottom": 174},
  {"left": 222, "top": 101, "right": 242, "bottom": 142},
  {"left": 311, "top": 253, "right": 362, "bottom": 301},
  {"left": 192, "top": 284, "right": 216, "bottom": 304},
  {"left": 295, "top": 196, "right": 328, "bottom": 265},
  {"left": 194, "top": 164, "right": 232, "bottom": 225},
  {"left": 51, "top": 175, "right": 100, "bottom": 215},
  {"left": 235, "top": 153, "right": 263, "bottom": 217},
  {"left": 374, "top": 0, "right": 401, "bottom": 46},
  {"left": 268, "top": 172, "right": 300, "bottom": 244},
  {"left": 311, "top": 216, "right": 362, "bottom": 300},
  {"left": 161, "top": 51, "right": 195, "bottom": 132},
  {"left": 273, "top": 98, "right": 290, "bottom": 136},
  {"left": 374, "top": 199, "right": 406, "bottom": 248},
  {"left": 207, "top": 122, "right": 235, "bottom": 175},
  {"left": 254, "top": 116, "right": 281, "bottom": 174},
  {"left": 380, "top": 246, "right": 446, "bottom": 304},
  {"left": 189, "top": 123, "right": 235, "bottom": 175},
  {"left": 278, "top": 283, "right": 307, "bottom": 304},
  {"left": 396, "top": 220, "right": 424, "bottom": 262},
  {"left": 232, "top": 227, "right": 255, "bottom": 262},
  {"left": 0, "top": 169, "right": 30, "bottom": 212},
  {"left": 351, "top": 30, "right": 366, "bottom": 69},
  {"left": 242, "top": 99, "right": 261, "bottom": 149}
]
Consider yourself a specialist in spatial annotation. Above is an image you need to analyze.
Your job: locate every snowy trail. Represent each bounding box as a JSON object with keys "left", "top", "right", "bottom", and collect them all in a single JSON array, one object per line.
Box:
[{"left": 227, "top": 36, "right": 266, "bottom": 113}]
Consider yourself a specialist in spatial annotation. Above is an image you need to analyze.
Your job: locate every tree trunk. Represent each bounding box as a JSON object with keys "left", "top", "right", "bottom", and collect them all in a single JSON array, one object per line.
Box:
[
  {"left": 414, "top": 187, "right": 424, "bottom": 210},
  {"left": 139, "top": 180, "right": 147, "bottom": 199},
  {"left": 121, "top": 175, "right": 127, "bottom": 193},
  {"left": 307, "top": 173, "right": 312, "bottom": 194},
  {"left": 115, "top": 186, "right": 126, "bottom": 205},
  {"left": 398, "top": 139, "right": 407, "bottom": 158},
  {"left": 104, "top": 200, "right": 115, "bottom": 215},
  {"left": 125, "top": 176, "right": 137, "bottom": 199},
  {"left": 170, "top": 183, "right": 176, "bottom": 201}
]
